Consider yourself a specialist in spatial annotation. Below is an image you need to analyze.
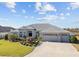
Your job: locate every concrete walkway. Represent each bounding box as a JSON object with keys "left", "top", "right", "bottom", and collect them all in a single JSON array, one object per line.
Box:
[{"left": 26, "top": 42, "right": 79, "bottom": 57}]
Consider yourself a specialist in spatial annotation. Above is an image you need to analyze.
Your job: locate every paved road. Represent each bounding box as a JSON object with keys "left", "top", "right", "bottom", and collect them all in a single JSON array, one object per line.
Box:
[{"left": 26, "top": 42, "right": 79, "bottom": 57}]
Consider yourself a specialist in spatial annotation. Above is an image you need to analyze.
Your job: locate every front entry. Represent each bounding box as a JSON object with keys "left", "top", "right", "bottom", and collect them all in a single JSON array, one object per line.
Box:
[{"left": 28, "top": 31, "right": 32, "bottom": 37}]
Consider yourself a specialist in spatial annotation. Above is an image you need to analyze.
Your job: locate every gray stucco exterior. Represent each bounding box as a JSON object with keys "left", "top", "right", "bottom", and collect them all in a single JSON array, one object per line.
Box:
[{"left": 10, "top": 27, "right": 37, "bottom": 39}]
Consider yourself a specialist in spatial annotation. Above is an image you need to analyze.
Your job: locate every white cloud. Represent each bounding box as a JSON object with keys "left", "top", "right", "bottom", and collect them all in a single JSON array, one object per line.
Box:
[
  {"left": 60, "top": 13, "right": 64, "bottom": 16},
  {"left": 22, "top": 9, "right": 26, "bottom": 14},
  {"left": 38, "top": 11, "right": 46, "bottom": 14},
  {"left": 37, "top": 15, "right": 58, "bottom": 22},
  {"left": 67, "top": 7, "right": 71, "bottom": 10},
  {"left": 31, "top": 16, "right": 34, "bottom": 18},
  {"left": 6, "top": 2, "right": 16, "bottom": 9},
  {"left": 45, "top": 15, "right": 58, "bottom": 20},
  {"left": 66, "top": 13, "right": 70, "bottom": 16},
  {"left": 59, "top": 13, "right": 70, "bottom": 19},
  {"left": 70, "top": 2, "right": 79, "bottom": 9},
  {"left": 60, "top": 16, "right": 65, "bottom": 20},
  {"left": 43, "top": 4, "right": 56, "bottom": 11},
  {"left": 24, "top": 16, "right": 28, "bottom": 19},
  {"left": 11, "top": 9, "right": 16, "bottom": 13},
  {"left": 59, "top": 13, "right": 66, "bottom": 20},
  {"left": 60, "top": 13, "right": 70, "bottom": 17},
  {"left": 37, "top": 12, "right": 67, "bottom": 23},
  {"left": 36, "top": 2, "right": 42, "bottom": 11},
  {"left": 35, "top": 2, "right": 56, "bottom": 14},
  {"left": 24, "top": 15, "right": 34, "bottom": 19},
  {"left": 14, "top": 14, "right": 21, "bottom": 17},
  {"left": 5, "top": 2, "right": 16, "bottom": 13}
]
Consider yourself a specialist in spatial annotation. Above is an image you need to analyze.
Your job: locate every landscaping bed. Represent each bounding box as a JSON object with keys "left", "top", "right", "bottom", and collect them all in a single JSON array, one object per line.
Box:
[{"left": 0, "top": 39, "right": 34, "bottom": 57}]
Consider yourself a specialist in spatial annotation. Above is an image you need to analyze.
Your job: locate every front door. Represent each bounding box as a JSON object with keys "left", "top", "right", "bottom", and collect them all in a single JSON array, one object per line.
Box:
[{"left": 28, "top": 31, "right": 32, "bottom": 37}]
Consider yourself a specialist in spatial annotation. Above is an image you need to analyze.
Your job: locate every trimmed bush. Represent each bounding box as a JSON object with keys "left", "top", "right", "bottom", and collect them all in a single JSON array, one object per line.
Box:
[
  {"left": 9, "top": 34, "right": 19, "bottom": 42},
  {"left": 69, "top": 36, "right": 77, "bottom": 43}
]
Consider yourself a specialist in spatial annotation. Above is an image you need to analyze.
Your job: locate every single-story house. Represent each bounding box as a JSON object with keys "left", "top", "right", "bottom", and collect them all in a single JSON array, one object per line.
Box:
[{"left": 10, "top": 23, "right": 73, "bottom": 42}]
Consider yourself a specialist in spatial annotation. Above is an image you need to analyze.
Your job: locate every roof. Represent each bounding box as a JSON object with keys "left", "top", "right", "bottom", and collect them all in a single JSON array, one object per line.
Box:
[
  {"left": 19, "top": 26, "right": 35, "bottom": 30},
  {"left": 10, "top": 29, "right": 19, "bottom": 32},
  {"left": 41, "top": 30, "right": 70, "bottom": 34},
  {"left": 21, "top": 23, "right": 70, "bottom": 34}
]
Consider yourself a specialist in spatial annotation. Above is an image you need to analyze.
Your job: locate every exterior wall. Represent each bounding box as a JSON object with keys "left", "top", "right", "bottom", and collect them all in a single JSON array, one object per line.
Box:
[
  {"left": 18, "top": 29, "right": 37, "bottom": 38},
  {"left": 10, "top": 29, "right": 37, "bottom": 39}
]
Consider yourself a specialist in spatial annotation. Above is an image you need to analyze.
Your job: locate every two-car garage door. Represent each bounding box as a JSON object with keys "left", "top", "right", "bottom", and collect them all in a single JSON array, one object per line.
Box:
[{"left": 42, "top": 34, "right": 69, "bottom": 42}]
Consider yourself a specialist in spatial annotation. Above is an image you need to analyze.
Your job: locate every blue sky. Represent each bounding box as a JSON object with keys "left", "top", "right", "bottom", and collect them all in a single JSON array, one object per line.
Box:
[{"left": 0, "top": 2, "right": 79, "bottom": 28}]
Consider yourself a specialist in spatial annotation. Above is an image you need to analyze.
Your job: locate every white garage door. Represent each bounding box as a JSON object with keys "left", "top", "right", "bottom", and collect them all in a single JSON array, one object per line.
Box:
[
  {"left": 42, "top": 34, "right": 61, "bottom": 42},
  {"left": 41, "top": 33, "right": 70, "bottom": 42}
]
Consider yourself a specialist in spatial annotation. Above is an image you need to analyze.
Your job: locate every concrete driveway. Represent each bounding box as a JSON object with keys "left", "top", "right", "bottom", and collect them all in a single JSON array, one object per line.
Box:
[{"left": 26, "top": 42, "right": 79, "bottom": 57}]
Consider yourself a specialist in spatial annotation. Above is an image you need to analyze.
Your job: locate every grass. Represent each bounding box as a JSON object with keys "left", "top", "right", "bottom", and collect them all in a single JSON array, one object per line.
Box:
[
  {"left": 72, "top": 36, "right": 79, "bottom": 51},
  {"left": 76, "top": 36, "right": 79, "bottom": 40},
  {"left": 67, "top": 31, "right": 79, "bottom": 51},
  {"left": 0, "top": 39, "right": 34, "bottom": 57},
  {"left": 71, "top": 35, "right": 79, "bottom": 51},
  {"left": 72, "top": 43, "right": 79, "bottom": 51}
]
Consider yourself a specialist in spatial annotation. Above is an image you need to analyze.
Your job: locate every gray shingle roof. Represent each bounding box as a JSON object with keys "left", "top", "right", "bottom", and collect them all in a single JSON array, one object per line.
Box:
[
  {"left": 28, "top": 23, "right": 62, "bottom": 30},
  {"left": 21, "top": 23, "right": 70, "bottom": 34},
  {"left": 19, "top": 26, "right": 35, "bottom": 30}
]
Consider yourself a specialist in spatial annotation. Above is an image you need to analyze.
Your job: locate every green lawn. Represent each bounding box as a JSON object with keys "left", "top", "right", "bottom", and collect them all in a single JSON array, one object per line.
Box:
[{"left": 0, "top": 39, "right": 34, "bottom": 57}]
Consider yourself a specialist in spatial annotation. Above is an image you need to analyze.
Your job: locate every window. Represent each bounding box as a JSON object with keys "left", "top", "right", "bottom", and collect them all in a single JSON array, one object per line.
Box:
[
  {"left": 23, "top": 32, "right": 26, "bottom": 38},
  {"left": 28, "top": 31, "right": 32, "bottom": 37},
  {"left": 20, "top": 32, "right": 22, "bottom": 33},
  {"left": 19, "top": 32, "right": 23, "bottom": 37},
  {"left": 19, "top": 34, "right": 22, "bottom": 37}
]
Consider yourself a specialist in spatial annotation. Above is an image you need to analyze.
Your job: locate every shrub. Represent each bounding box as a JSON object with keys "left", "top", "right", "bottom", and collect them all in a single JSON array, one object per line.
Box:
[
  {"left": 69, "top": 36, "right": 77, "bottom": 43},
  {"left": 9, "top": 34, "right": 19, "bottom": 42},
  {"left": 20, "top": 39, "right": 27, "bottom": 45},
  {"left": 20, "top": 37, "right": 41, "bottom": 47},
  {"left": 4, "top": 34, "right": 8, "bottom": 40}
]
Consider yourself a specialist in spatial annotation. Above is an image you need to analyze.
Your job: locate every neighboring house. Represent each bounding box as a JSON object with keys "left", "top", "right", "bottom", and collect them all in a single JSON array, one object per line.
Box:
[
  {"left": 10, "top": 23, "right": 73, "bottom": 42},
  {"left": 0, "top": 32, "right": 8, "bottom": 39}
]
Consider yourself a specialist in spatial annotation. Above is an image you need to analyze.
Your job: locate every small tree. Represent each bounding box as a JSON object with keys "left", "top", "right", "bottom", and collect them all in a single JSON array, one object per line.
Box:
[
  {"left": 4, "top": 34, "right": 8, "bottom": 40},
  {"left": 69, "top": 36, "right": 77, "bottom": 43}
]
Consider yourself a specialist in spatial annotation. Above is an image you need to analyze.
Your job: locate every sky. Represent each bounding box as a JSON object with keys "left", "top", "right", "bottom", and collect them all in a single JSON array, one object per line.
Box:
[{"left": 0, "top": 2, "right": 79, "bottom": 28}]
